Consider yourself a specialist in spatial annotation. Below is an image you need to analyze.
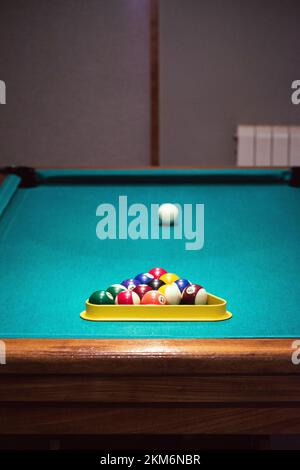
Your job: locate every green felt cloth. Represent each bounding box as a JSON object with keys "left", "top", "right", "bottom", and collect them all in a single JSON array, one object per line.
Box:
[{"left": 0, "top": 169, "right": 300, "bottom": 338}]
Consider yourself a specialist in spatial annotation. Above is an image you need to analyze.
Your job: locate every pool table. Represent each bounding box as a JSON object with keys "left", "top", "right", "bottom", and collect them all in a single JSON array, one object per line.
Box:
[{"left": 0, "top": 167, "right": 300, "bottom": 436}]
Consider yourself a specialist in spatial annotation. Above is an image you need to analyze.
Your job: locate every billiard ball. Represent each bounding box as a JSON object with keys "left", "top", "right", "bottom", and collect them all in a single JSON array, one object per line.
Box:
[
  {"left": 89, "top": 290, "right": 114, "bottom": 305},
  {"left": 158, "top": 203, "right": 179, "bottom": 225},
  {"left": 121, "top": 278, "right": 139, "bottom": 290},
  {"left": 133, "top": 284, "right": 152, "bottom": 300},
  {"left": 106, "top": 284, "right": 127, "bottom": 300},
  {"left": 175, "top": 278, "right": 191, "bottom": 293},
  {"left": 158, "top": 283, "right": 182, "bottom": 305},
  {"left": 148, "top": 267, "right": 167, "bottom": 279},
  {"left": 148, "top": 278, "right": 165, "bottom": 290},
  {"left": 159, "top": 272, "right": 180, "bottom": 284},
  {"left": 181, "top": 284, "right": 207, "bottom": 305},
  {"left": 115, "top": 290, "right": 140, "bottom": 305},
  {"left": 141, "top": 290, "right": 167, "bottom": 305},
  {"left": 134, "top": 272, "right": 154, "bottom": 285}
]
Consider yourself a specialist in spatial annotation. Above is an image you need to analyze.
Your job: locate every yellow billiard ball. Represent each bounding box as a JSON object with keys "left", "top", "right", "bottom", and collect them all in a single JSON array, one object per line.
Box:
[{"left": 159, "top": 272, "right": 180, "bottom": 284}]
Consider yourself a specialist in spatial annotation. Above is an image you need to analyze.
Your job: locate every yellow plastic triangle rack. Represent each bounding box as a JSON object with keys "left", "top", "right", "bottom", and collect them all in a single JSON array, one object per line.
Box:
[{"left": 80, "top": 293, "right": 232, "bottom": 322}]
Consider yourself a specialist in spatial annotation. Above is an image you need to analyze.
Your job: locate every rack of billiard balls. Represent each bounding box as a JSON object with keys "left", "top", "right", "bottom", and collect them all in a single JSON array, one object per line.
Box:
[{"left": 88, "top": 267, "right": 207, "bottom": 306}]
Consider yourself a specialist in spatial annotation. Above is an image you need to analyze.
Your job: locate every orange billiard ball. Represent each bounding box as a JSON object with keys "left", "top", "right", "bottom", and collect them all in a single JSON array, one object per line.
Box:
[{"left": 140, "top": 290, "right": 167, "bottom": 305}]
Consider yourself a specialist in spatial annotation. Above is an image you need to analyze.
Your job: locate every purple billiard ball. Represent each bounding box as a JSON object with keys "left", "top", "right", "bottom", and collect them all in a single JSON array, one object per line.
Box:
[
  {"left": 175, "top": 278, "right": 191, "bottom": 293},
  {"left": 121, "top": 278, "right": 139, "bottom": 291}
]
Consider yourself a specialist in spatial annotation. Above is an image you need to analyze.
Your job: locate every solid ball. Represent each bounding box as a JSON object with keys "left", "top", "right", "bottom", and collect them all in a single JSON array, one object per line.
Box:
[
  {"left": 141, "top": 290, "right": 167, "bottom": 305},
  {"left": 175, "top": 278, "right": 191, "bottom": 293},
  {"left": 134, "top": 272, "right": 154, "bottom": 285},
  {"left": 106, "top": 284, "right": 127, "bottom": 300},
  {"left": 89, "top": 290, "right": 114, "bottom": 305},
  {"left": 148, "top": 267, "right": 168, "bottom": 279},
  {"left": 181, "top": 284, "right": 207, "bottom": 305},
  {"left": 158, "top": 283, "right": 182, "bottom": 305},
  {"left": 148, "top": 279, "right": 166, "bottom": 290},
  {"left": 159, "top": 272, "right": 180, "bottom": 284},
  {"left": 133, "top": 284, "right": 152, "bottom": 300},
  {"left": 121, "top": 278, "right": 139, "bottom": 291},
  {"left": 116, "top": 290, "right": 140, "bottom": 305}
]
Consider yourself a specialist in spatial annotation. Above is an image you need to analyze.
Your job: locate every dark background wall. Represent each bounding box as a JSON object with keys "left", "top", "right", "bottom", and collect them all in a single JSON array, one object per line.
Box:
[
  {"left": 160, "top": 0, "right": 300, "bottom": 166},
  {"left": 0, "top": 0, "right": 299, "bottom": 167},
  {"left": 0, "top": 0, "right": 150, "bottom": 166}
]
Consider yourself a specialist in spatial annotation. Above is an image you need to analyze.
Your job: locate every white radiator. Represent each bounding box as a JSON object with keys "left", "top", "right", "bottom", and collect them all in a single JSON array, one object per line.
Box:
[
  {"left": 0, "top": 80, "right": 6, "bottom": 105},
  {"left": 237, "top": 125, "right": 300, "bottom": 167}
]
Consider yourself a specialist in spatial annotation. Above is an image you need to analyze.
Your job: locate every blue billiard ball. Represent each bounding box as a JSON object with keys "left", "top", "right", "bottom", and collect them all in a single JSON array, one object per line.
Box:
[
  {"left": 175, "top": 278, "right": 191, "bottom": 293},
  {"left": 134, "top": 272, "right": 154, "bottom": 285},
  {"left": 121, "top": 278, "right": 139, "bottom": 291}
]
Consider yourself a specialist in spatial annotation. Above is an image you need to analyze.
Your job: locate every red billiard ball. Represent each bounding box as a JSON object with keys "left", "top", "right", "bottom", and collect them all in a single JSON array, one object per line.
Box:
[
  {"left": 141, "top": 290, "right": 167, "bottom": 305},
  {"left": 181, "top": 284, "right": 207, "bottom": 305},
  {"left": 133, "top": 284, "right": 152, "bottom": 300},
  {"left": 115, "top": 290, "right": 140, "bottom": 305},
  {"left": 148, "top": 267, "right": 167, "bottom": 279}
]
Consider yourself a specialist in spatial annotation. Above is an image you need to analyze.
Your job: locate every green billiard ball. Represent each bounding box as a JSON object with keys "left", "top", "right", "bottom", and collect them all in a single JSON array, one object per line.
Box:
[
  {"left": 106, "top": 284, "right": 127, "bottom": 300},
  {"left": 89, "top": 290, "right": 114, "bottom": 305}
]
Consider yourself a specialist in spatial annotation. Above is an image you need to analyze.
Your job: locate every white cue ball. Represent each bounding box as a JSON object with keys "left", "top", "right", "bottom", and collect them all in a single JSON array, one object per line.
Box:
[{"left": 158, "top": 203, "right": 179, "bottom": 225}]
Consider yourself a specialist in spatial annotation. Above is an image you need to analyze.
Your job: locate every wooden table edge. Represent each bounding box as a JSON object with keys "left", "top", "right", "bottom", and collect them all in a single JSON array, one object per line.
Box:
[{"left": 0, "top": 338, "right": 299, "bottom": 375}]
